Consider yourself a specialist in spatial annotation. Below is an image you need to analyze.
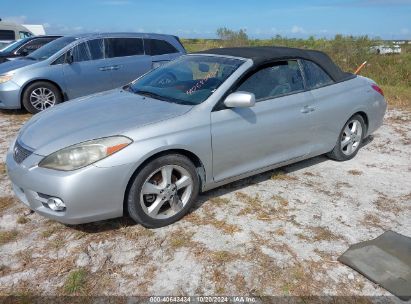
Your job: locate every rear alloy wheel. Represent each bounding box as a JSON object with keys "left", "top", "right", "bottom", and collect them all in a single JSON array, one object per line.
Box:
[
  {"left": 22, "top": 81, "right": 62, "bottom": 114},
  {"left": 127, "top": 154, "right": 199, "bottom": 228},
  {"left": 327, "top": 114, "right": 365, "bottom": 161}
]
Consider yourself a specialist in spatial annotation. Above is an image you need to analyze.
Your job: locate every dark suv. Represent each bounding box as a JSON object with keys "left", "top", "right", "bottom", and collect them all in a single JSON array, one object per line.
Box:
[{"left": 0, "top": 35, "right": 61, "bottom": 63}]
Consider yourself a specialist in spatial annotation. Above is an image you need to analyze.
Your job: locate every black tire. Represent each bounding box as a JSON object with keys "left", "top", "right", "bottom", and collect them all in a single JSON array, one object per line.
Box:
[
  {"left": 22, "top": 81, "right": 63, "bottom": 114},
  {"left": 127, "top": 154, "right": 200, "bottom": 228},
  {"left": 327, "top": 114, "right": 366, "bottom": 161}
]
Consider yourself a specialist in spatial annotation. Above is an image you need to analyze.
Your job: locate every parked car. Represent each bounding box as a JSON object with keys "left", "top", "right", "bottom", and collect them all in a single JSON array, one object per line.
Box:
[
  {"left": 0, "top": 35, "right": 62, "bottom": 63},
  {"left": 0, "top": 20, "right": 33, "bottom": 48},
  {"left": 370, "top": 45, "right": 401, "bottom": 55},
  {"left": 6, "top": 47, "right": 387, "bottom": 228},
  {"left": 0, "top": 32, "right": 186, "bottom": 113}
]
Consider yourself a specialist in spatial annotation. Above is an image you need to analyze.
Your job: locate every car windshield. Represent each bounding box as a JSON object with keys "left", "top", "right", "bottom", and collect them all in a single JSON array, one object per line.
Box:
[
  {"left": 0, "top": 39, "right": 27, "bottom": 53},
  {"left": 129, "top": 55, "right": 245, "bottom": 105},
  {"left": 27, "top": 36, "right": 76, "bottom": 61}
]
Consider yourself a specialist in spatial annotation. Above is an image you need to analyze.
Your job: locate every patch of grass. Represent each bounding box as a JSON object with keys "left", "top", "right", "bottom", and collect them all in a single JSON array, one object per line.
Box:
[
  {"left": 383, "top": 85, "right": 411, "bottom": 111},
  {"left": 41, "top": 224, "right": 64, "bottom": 238},
  {"left": 49, "top": 236, "right": 66, "bottom": 250},
  {"left": 0, "top": 196, "right": 14, "bottom": 213},
  {"left": 361, "top": 213, "right": 385, "bottom": 229},
  {"left": 295, "top": 233, "right": 311, "bottom": 241},
  {"left": 0, "top": 264, "right": 10, "bottom": 276},
  {"left": 0, "top": 230, "right": 18, "bottom": 245},
  {"left": 236, "top": 192, "right": 291, "bottom": 221},
  {"left": 236, "top": 192, "right": 271, "bottom": 220},
  {"left": 309, "top": 226, "right": 344, "bottom": 242},
  {"left": 212, "top": 219, "right": 241, "bottom": 235},
  {"left": 209, "top": 196, "right": 231, "bottom": 206},
  {"left": 272, "top": 194, "right": 289, "bottom": 208},
  {"left": 64, "top": 269, "right": 88, "bottom": 294},
  {"left": 271, "top": 170, "right": 298, "bottom": 181},
  {"left": 212, "top": 269, "right": 228, "bottom": 294},
  {"left": 0, "top": 162, "right": 6, "bottom": 174},
  {"left": 120, "top": 226, "right": 155, "bottom": 239},
  {"left": 374, "top": 194, "right": 403, "bottom": 215},
  {"left": 275, "top": 228, "right": 285, "bottom": 236},
  {"left": 233, "top": 273, "right": 247, "bottom": 291},
  {"left": 212, "top": 250, "right": 238, "bottom": 263},
  {"left": 348, "top": 169, "right": 363, "bottom": 176},
  {"left": 74, "top": 230, "right": 89, "bottom": 240},
  {"left": 169, "top": 230, "right": 194, "bottom": 249},
  {"left": 16, "top": 250, "right": 32, "bottom": 267},
  {"left": 17, "top": 216, "right": 29, "bottom": 224}
]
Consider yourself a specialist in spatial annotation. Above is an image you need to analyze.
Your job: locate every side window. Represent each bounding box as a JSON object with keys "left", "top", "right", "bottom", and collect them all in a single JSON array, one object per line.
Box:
[
  {"left": 105, "top": 38, "right": 144, "bottom": 58},
  {"left": 144, "top": 39, "right": 178, "bottom": 56},
  {"left": 73, "top": 42, "right": 91, "bottom": 62},
  {"left": 19, "top": 38, "right": 51, "bottom": 54},
  {"left": 52, "top": 53, "right": 66, "bottom": 65},
  {"left": 301, "top": 60, "right": 334, "bottom": 89},
  {"left": 0, "top": 30, "right": 15, "bottom": 40},
  {"left": 87, "top": 39, "right": 104, "bottom": 60},
  {"left": 236, "top": 60, "right": 304, "bottom": 101},
  {"left": 19, "top": 31, "right": 33, "bottom": 39},
  {"left": 72, "top": 39, "right": 104, "bottom": 62}
]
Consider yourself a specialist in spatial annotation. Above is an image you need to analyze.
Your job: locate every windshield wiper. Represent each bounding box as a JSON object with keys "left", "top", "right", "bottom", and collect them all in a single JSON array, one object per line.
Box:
[
  {"left": 24, "top": 56, "right": 37, "bottom": 61},
  {"left": 135, "top": 90, "right": 171, "bottom": 102}
]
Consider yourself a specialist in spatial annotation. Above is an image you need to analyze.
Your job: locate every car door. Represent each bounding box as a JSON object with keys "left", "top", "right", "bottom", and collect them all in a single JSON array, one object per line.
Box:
[
  {"left": 211, "top": 60, "right": 316, "bottom": 182},
  {"left": 62, "top": 39, "right": 113, "bottom": 99},
  {"left": 144, "top": 38, "right": 181, "bottom": 69},
  {"left": 299, "top": 59, "right": 342, "bottom": 154},
  {"left": 104, "top": 37, "right": 151, "bottom": 88}
]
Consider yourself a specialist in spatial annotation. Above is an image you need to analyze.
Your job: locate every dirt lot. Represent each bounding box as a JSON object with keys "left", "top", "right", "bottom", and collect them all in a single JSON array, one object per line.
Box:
[{"left": 0, "top": 108, "right": 410, "bottom": 297}]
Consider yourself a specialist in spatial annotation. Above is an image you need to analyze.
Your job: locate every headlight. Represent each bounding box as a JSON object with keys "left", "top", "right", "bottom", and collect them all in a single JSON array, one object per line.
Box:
[
  {"left": 39, "top": 136, "right": 132, "bottom": 171},
  {"left": 0, "top": 73, "right": 14, "bottom": 84}
]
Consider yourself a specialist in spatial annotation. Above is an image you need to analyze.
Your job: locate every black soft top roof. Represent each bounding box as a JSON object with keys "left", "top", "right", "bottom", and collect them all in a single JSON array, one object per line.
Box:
[{"left": 196, "top": 46, "right": 352, "bottom": 82}]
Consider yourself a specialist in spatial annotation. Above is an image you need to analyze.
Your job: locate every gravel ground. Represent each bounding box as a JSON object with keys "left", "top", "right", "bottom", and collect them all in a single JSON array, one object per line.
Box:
[{"left": 0, "top": 109, "right": 410, "bottom": 297}]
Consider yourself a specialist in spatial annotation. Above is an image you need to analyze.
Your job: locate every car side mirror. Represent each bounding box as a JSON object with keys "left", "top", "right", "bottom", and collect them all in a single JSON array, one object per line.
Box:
[{"left": 224, "top": 92, "right": 256, "bottom": 108}]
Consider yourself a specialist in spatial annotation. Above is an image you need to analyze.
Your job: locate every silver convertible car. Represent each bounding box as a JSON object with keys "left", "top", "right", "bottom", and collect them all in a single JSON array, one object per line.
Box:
[{"left": 6, "top": 47, "right": 387, "bottom": 228}]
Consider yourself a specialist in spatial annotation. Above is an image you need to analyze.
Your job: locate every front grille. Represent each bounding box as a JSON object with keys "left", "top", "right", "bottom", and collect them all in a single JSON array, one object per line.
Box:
[{"left": 13, "top": 141, "right": 33, "bottom": 164}]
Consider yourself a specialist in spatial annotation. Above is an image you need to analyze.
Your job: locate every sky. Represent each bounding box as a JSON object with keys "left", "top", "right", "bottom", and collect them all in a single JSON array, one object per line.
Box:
[{"left": 1, "top": 0, "right": 411, "bottom": 39}]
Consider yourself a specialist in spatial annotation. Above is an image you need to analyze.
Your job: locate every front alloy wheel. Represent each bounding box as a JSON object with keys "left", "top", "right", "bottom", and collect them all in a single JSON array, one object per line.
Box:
[
  {"left": 127, "top": 154, "right": 199, "bottom": 228},
  {"left": 30, "top": 87, "right": 56, "bottom": 111},
  {"left": 140, "top": 165, "right": 193, "bottom": 219},
  {"left": 22, "top": 81, "right": 62, "bottom": 114}
]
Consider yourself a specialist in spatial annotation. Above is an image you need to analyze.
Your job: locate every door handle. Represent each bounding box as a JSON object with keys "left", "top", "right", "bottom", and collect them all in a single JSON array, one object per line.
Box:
[
  {"left": 110, "top": 65, "right": 120, "bottom": 70},
  {"left": 301, "top": 105, "right": 315, "bottom": 113},
  {"left": 99, "top": 67, "right": 110, "bottom": 71}
]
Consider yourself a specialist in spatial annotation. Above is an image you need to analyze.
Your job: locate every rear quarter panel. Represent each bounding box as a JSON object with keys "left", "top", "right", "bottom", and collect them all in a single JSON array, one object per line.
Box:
[{"left": 308, "top": 76, "right": 386, "bottom": 155}]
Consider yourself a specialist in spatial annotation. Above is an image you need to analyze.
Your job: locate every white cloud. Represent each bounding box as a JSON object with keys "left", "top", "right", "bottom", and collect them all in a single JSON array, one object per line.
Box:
[
  {"left": 291, "top": 25, "right": 306, "bottom": 34},
  {"left": 400, "top": 28, "right": 410, "bottom": 34},
  {"left": 2, "top": 15, "right": 28, "bottom": 24}
]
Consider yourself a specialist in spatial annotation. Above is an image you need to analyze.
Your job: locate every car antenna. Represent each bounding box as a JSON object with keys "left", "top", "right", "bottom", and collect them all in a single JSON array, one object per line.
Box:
[{"left": 354, "top": 61, "right": 367, "bottom": 75}]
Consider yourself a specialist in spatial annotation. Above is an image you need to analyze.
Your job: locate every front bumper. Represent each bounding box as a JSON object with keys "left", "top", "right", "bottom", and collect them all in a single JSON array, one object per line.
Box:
[
  {"left": 6, "top": 149, "right": 134, "bottom": 224},
  {"left": 0, "top": 80, "right": 21, "bottom": 109}
]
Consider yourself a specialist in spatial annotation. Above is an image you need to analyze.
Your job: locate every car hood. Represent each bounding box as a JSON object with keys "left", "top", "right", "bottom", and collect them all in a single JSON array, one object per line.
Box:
[
  {"left": 18, "top": 89, "right": 193, "bottom": 156},
  {"left": 0, "top": 58, "right": 37, "bottom": 74}
]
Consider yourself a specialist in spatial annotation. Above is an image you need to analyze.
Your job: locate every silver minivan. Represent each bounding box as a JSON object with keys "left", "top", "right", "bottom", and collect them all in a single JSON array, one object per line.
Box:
[{"left": 0, "top": 33, "right": 186, "bottom": 113}]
